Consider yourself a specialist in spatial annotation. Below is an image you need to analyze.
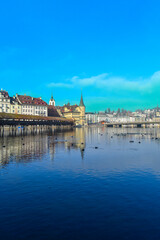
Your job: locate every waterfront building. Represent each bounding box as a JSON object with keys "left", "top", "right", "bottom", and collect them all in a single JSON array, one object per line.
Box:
[
  {"left": 0, "top": 89, "right": 47, "bottom": 116},
  {"left": 57, "top": 93, "right": 86, "bottom": 125},
  {"left": 85, "top": 112, "right": 98, "bottom": 124},
  {"left": 0, "top": 89, "right": 11, "bottom": 113},
  {"left": 97, "top": 112, "right": 107, "bottom": 122},
  {"left": 10, "top": 96, "right": 22, "bottom": 114},
  {"left": 16, "top": 94, "right": 48, "bottom": 116}
]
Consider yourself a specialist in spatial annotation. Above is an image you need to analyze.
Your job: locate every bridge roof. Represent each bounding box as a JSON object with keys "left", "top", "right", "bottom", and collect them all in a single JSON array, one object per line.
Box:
[{"left": 0, "top": 112, "right": 74, "bottom": 123}]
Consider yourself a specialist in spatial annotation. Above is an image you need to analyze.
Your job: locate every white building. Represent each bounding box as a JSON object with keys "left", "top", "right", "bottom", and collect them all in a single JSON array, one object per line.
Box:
[
  {"left": 0, "top": 89, "right": 48, "bottom": 117},
  {"left": 85, "top": 112, "right": 98, "bottom": 124},
  {"left": 10, "top": 96, "right": 22, "bottom": 114},
  {"left": 0, "top": 89, "right": 11, "bottom": 113},
  {"left": 16, "top": 94, "right": 48, "bottom": 116},
  {"left": 97, "top": 113, "right": 107, "bottom": 122}
]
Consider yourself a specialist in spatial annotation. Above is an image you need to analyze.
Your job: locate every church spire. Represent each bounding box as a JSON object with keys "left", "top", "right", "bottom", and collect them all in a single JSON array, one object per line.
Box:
[
  {"left": 79, "top": 91, "right": 85, "bottom": 107},
  {"left": 49, "top": 93, "right": 55, "bottom": 106}
]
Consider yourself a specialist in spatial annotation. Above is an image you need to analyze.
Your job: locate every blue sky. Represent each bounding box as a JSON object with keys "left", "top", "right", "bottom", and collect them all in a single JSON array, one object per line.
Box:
[{"left": 0, "top": 0, "right": 160, "bottom": 112}]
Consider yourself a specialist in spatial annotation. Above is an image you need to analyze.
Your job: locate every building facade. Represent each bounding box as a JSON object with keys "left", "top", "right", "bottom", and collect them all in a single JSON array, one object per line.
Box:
[
  {"left": 0, "top": 89, "right": 86, "bottom": 122},
  {"left": 10, "top": 96, "right": 22, "bottom": 114},
  {"left": 85, "top": 112, "right": 98, "bottom": 124},
  {"left": 0, "top": 89, "right": 48, "bottom": 116},
  {"left": 0, "top": 90, "right": 11, "bottom": 113},
  {"left": 57, "top": 93, "right": 86, "bottom": 126},
  {"left": 16, "top": 94, "right": 48, "bottom": 116}
]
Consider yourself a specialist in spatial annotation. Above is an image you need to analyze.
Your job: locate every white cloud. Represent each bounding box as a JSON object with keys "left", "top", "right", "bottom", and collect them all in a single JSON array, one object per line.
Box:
[
  {"left": 71, "top": 73, "right": 109, "bottom": 86},
  {"left": 47, "top": 82, "right": 73, "bottom": 88},
  {"left": 47, "top": 71, "right": 160, "bottom": 94}
]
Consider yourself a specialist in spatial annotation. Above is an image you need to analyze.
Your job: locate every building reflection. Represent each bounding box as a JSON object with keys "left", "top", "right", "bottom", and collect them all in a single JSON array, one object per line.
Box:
[
  {"left": 0, "top": 134, "right": 49, "bottom": 167},
  {"left": 0, "top": 128, "right": 86, "bottom": 167},
  {"left": 64, "top": 128, "right": 86, "bottom": 159}
]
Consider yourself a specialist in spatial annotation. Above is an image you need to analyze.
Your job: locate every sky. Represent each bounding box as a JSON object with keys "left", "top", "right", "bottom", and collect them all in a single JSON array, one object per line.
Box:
[{"left": 0, "top": 0, "right": 160, "bottom": 112}]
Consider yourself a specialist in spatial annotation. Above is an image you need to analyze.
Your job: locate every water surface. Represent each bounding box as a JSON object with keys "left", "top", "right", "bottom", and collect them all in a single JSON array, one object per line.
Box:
[{"left": 1, "top": 127, "right": 160, "bottom": 240}]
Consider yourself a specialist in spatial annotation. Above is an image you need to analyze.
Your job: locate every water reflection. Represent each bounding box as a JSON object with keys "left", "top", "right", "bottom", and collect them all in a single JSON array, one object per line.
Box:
[
  {"left": 0, "top": 128, "right": 86, "bottom": 167},
  {"left": 1, "top": 126, "right": 160, "bottom": 169},
  {"left": 1, "top": 127, "right": 160, "bottom": 240}
]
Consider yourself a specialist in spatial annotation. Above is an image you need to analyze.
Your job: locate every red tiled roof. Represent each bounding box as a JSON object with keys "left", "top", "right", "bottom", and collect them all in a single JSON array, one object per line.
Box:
[
  {"left": 17, "top": 95, "right": 48, "bottom": 106},
  {"left": 0, "top": 90, "right": 9, "bottom": 98},
  {"left": 57, "top": 104, "right": 78, "bottom": 113},
  {"left": 48, "top": 106, "right": 60, "bottom": 117}
]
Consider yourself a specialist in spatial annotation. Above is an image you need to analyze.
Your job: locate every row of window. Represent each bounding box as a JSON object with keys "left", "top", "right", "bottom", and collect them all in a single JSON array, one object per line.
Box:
[
  {"left": 0, "top": 98, "right": 10, "bottom": 102},
  {"left": 23, "top": 110, "right": 46, "bottom": 113},
  {"left": 0, "top": 109, "right": 46, "bottom": 115},
  {"left": 22, "top": 106, "right": 47, "bottom": 109},
  {"left": 22, "top": 111, "right": 47, "bottom": 115},
  {"left": 0, "top": 104, "right": 9, "bottom": 108},
  {"left": 0, "top": 109, "right": 20, "bottom": 113},
  {"left": 0, "top": 104, "right": 46, "bottom": 109},
  {"left": 0, "top": 104, "right": 20, "bottom": 108}
]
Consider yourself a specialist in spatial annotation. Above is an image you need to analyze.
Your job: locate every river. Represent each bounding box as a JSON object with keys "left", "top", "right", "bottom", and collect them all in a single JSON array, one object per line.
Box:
[{"left": 1, "top": 127, "right": 160, "bottom": 240}]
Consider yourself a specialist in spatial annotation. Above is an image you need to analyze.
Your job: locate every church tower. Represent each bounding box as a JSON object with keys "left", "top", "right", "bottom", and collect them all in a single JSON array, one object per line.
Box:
[
  {"left": 49, "top": 94, "right": 55, "bottom": 106},
  {"left": 79, "top": 91, "right": 85, "bottom": 125}
]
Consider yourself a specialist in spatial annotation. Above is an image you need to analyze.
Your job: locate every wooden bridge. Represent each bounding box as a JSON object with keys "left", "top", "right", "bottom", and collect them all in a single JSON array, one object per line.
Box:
[
  {"left": 0, "top": 113, "right": 74, "bottom": 126},
  {"left": 0, "top": 113, "right": 74, "bottom": 136}
]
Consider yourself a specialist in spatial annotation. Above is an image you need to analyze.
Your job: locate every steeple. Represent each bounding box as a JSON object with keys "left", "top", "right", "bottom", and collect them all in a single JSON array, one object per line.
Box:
[
  {"left": 49, "top": 93, "right": 55, "bottom": 106},
  {"left": 79, "top": 91, "right": 85, "bottom": 107}
]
